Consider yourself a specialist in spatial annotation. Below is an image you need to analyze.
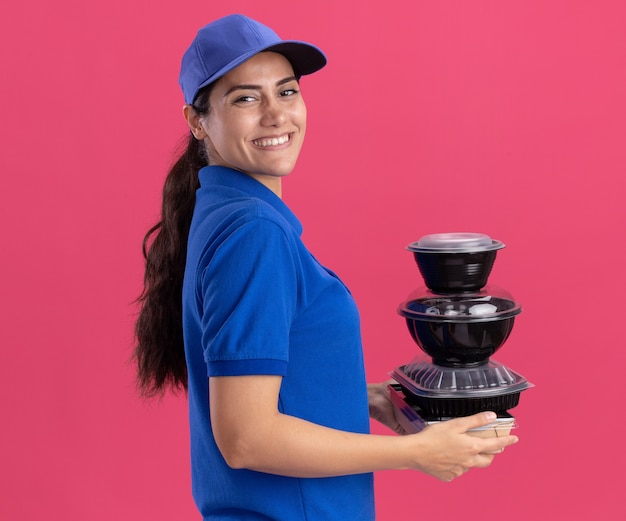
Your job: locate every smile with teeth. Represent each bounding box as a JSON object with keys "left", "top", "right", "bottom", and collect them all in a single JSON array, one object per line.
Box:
[{"left": 252, "top": 134, "right": 291, "bottom": 147}]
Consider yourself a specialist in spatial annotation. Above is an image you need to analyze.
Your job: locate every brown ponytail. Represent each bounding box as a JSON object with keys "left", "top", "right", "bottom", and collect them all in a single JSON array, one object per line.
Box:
[{"left": 133, "top": 88, "right": 211, "bottom": 397}]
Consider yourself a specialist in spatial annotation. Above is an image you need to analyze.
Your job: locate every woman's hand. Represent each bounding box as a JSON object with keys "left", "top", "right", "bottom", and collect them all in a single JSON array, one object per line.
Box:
[
  {"left": 368, "top": 381, "right": 408, "bottom": 435},
  {"left": 402, "top": 412, "right": 519, "bottom": 482}
]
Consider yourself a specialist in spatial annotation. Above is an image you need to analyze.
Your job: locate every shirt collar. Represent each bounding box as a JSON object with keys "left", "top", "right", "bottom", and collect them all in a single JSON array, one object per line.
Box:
[{"left": 198, "top": 166, "right": 303, "bottom": 235}]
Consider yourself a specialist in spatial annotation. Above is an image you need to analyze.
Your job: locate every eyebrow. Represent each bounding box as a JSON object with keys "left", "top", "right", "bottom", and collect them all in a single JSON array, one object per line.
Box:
[{"left": 222, "top": 76, "right": 298, "bottom": 97}]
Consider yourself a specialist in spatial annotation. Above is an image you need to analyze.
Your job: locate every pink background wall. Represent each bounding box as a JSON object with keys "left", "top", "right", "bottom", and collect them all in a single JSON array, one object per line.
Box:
[{"left": 1, "top": 1, "right": 624, "bottom": 519}]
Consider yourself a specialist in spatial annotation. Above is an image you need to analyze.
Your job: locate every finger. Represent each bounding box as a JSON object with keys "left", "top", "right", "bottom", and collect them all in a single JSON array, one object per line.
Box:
[
  {"left": 480, "top": 434, "right": 519, "bottom": 454},
  {"left": 445, "top": 411, "right": 499, "bottom": 433},
  {"left": 474, "top": 453, "right": 496, "bottom": 468},
  {"left": 437, "top": 466, "right": 468, "bottom": 482},
  {"left": 393, "top": 423, "right": 409, "bottom": 435}
]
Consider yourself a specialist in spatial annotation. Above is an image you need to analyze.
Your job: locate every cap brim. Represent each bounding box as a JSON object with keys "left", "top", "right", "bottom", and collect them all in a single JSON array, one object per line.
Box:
[
  {"left": 264, "top": 41, "right": 327, "bottom": 77},
  {"left": 193, "top": 41, "right": 326, "bottom": 101}
]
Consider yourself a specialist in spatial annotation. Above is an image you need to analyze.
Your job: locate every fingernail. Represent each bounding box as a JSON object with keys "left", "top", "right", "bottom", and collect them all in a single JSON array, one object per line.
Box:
[{"left": 485, "top": 412, "right": 497, "bottom": 421}]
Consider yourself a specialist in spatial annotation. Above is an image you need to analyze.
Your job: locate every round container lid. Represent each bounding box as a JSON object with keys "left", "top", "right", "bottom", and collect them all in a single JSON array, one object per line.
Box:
[
  {"left": 407, "top": 232, "right": 505, "bottom": 253},
  {"left": 391, "top": 357, "right": 533, "bottom": 398},
  {"left": 398, "top": 286, "right": 522, "bottom": 322}
]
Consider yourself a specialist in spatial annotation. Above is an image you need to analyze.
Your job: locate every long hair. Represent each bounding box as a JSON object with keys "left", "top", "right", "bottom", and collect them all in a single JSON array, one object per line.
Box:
[{"left": 133, "top": 88, "right": 211, "bottom": 398}]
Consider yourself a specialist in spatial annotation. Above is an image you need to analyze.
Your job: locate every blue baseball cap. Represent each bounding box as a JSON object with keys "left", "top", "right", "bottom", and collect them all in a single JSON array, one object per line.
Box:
[{"left": 179, "top": 14, "right": 327, "bottom": 104}]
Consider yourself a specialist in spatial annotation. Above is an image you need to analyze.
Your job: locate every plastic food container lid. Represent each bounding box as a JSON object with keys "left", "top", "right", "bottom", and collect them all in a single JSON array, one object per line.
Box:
[
  {"left": 398, "top": 286, "right": 522, "bottom": 322},
  {"left": 391, "top": 357, "right": 533, "bottom": 398},
  {"left": 407, "top": 232, "right": 505, "bottom": 253}
]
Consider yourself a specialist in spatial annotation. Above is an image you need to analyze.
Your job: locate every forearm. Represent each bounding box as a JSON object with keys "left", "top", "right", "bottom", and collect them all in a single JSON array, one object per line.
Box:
[{"left": 223, "top": 410, "right": 412, "bottom": 477}]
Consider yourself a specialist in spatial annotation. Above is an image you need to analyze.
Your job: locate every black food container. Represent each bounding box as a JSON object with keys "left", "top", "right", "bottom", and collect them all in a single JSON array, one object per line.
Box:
[
  {"left": 407, "top": 233, "right": 505, "bottom": 293},
  {"left": 391, "top": 357, "right": 533, "bottom": 416},
  {"left": 398, "top": 286, "right": 522, "bottom": 367}
]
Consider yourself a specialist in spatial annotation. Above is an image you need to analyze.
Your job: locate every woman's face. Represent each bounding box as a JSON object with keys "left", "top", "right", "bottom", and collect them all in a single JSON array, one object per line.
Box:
[{"left": 198, "top": 52, "right": 307, "bottom": 191}]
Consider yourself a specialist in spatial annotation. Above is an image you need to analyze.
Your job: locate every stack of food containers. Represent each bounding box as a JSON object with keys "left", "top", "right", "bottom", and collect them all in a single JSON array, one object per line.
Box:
[{"left": 389, "top": 233, "right": 533, "bottom": 437}]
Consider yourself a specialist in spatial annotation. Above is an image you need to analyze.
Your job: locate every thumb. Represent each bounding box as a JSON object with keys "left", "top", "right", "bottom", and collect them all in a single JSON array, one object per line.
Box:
[{"left": 446, "top": 411, "right": 498, "bottom": 433}]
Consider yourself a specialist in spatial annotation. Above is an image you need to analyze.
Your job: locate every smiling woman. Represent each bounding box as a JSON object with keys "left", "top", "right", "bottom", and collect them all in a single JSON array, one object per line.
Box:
[
  {"left": 133, "top": 13, "right": 519, "bottom": 521},
  {"left": 184, "top": 52, "right": 307, "bottom": 195}
]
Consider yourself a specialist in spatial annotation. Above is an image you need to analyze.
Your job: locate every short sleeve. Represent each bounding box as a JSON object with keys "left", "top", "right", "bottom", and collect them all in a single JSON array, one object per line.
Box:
[{"left": 198, "top": 217, "right": 298, "bottom": 377}]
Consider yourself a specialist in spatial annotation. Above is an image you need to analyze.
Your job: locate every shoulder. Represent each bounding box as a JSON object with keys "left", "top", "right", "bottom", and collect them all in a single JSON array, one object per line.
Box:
[
  {"left": 187, "top": 194, "right": 300, "bottom": 272},
  {"left": 199, "top": 184, "right": 291, "bottom": 221},
  {"left": 193, "top": 195, "right": 293, "bottom": 244}
]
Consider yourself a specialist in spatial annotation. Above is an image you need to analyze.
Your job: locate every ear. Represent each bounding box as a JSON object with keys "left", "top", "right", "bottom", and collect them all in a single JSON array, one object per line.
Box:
[{"left": 182, "top": 105, "right": 207, "bottom": 140}]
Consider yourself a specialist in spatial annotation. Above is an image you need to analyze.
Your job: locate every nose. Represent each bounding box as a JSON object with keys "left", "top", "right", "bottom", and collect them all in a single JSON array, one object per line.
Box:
[{"left": 260, "top": 97, "right": 286, "bottom": 127}]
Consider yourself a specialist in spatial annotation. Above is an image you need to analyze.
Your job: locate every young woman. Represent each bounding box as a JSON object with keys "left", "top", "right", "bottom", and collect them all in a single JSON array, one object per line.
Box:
[{"left": 134, "top": 14, "right": 518, "bottom": 521}]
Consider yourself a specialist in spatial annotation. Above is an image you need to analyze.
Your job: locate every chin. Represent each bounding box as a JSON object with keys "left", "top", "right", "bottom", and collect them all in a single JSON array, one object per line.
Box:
[{"left": 259, "top": 162, "right": 298, "bottom": 178}]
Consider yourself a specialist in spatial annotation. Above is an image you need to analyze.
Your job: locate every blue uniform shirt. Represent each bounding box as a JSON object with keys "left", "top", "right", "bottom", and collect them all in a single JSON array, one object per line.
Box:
[{"left": 182, "top": 166, "right": 375, "bottom": 520}]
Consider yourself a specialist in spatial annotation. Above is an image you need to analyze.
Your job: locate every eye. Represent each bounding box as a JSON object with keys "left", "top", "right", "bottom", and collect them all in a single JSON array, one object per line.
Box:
[
  {"left": 234, "top": 95, "right": 256, "bottom": 104},
  {"left": 280, "top": 88, "right": 299, "bottom": 97}
]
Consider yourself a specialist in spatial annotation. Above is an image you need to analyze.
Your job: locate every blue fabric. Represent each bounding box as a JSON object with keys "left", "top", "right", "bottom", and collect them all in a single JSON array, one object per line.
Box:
[{"left": 182, "top": 166, "right": 375, "bottom": 520}]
